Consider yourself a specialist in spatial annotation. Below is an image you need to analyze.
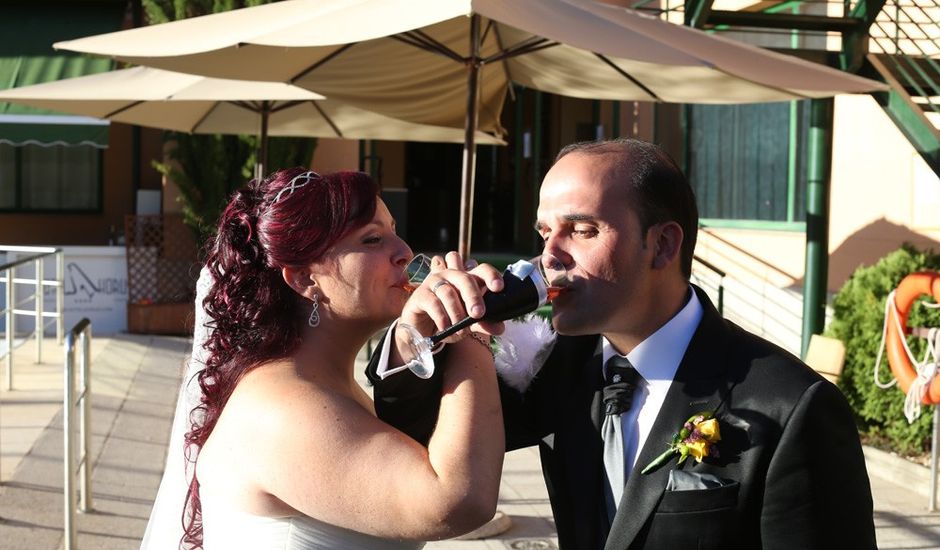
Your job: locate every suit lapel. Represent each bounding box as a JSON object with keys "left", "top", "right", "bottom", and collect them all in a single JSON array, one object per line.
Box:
[
  {"left": 566, "top": 338, "right": 606, "bottom": 548},
  {"left": 555, "top": 338, "right": 606, "bottom": 549},
  {"left": 605, "top": 289, "right": 733, "bottom": 549}
]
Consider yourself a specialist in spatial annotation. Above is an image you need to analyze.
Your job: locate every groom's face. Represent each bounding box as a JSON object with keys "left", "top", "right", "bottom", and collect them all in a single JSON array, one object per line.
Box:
[{"left": 536, "top": 152, "right": 659, "bottom": 339}]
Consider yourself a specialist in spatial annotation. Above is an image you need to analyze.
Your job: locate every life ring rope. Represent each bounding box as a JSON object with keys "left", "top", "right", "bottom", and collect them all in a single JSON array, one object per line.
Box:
[
  {"left": 903, "top": 328, "right": 939, "bottom": 424},
  {"left": 873, "top": 277, "right": 940, "bottom": 423},
  {"left": 873, "top": 289, "right": 899, "bottom": 390}
]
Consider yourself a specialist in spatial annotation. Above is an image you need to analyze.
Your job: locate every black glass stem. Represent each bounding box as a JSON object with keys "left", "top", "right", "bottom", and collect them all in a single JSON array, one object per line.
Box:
[{"left": 427, "top": 268, "right": 542, "bottom": 345}]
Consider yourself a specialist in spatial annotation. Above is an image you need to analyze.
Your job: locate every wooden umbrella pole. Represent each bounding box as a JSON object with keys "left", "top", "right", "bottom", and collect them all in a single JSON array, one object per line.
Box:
[
  {"left": 458, "top": 14, "right": 481, "bottom": 260},
  {"left": 256, "top": 101, "right": 270, "bottom": 181}
]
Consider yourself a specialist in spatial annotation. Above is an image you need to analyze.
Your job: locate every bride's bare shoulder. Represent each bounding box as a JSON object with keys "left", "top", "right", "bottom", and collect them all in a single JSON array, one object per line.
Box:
[{"left": 225, "top": 360, "right": 375, "bottom": 436}]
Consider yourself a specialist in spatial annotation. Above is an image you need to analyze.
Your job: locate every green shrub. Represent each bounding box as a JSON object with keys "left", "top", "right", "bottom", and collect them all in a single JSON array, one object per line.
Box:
[
  {"left": 153, "top": 133, "right": 253, "bottom": 247},
  {"left": 826, "top": 244, "right": 940, "bottom": 456},
  {"left": 154, "top": 133, "right": 317, "bottom": 249}
]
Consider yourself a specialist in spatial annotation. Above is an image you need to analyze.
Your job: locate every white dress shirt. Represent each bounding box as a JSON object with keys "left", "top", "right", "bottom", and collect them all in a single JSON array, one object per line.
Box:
[{"left": 601, "top": 288, "right": 703, "bottom": 476}]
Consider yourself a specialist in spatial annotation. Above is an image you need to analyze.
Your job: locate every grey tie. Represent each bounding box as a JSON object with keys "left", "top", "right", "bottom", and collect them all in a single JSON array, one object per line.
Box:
[{"left": 601, "top": 355, "right": 641, "bottom": 520}]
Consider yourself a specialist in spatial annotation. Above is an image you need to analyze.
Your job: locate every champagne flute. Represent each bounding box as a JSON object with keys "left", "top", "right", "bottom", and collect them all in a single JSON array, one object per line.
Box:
[{"left": 398, "top": 254, "right": 570, "bottom": 377}]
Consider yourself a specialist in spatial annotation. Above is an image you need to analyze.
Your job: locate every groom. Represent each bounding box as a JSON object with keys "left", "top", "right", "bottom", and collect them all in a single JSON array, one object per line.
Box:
[{"left": 368, "top": 138, "right": 876, "bottom": 549}]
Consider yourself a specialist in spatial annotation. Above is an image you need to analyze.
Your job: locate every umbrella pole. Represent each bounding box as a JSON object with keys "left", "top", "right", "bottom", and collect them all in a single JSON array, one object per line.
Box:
[
  {"left": 458, "top": 14, "right": 481, "bottom": 260},
  {"left": 255, "top": 102, "right": 270, "bottom": 181}
]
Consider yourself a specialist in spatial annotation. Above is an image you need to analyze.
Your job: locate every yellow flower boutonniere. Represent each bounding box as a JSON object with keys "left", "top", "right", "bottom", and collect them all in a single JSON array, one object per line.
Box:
[{"left": 641, "top": 412, "right": 721, "bottom": 475}]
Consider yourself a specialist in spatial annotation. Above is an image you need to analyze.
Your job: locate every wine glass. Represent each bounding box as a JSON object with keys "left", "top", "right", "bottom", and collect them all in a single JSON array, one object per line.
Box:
[
  {"left": 401, "top": 253, "right": 433, "bottom": 294},
  {"left": 397, "top": 254, "right": 569, "bottom": 378}
]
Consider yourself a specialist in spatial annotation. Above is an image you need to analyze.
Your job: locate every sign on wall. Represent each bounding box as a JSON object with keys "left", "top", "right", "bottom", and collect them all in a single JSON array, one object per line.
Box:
[
  {"left": 58, "top": 246, "right": 128, "bottom": 334},
  {"left": 4, "top": 246, "right": 129, "bottom": 336}
]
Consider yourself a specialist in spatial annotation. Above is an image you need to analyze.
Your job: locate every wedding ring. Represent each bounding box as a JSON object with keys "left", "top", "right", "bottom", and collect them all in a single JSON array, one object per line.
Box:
[{"left": 430, "top": 279, "right": 450, "bottom": 294}]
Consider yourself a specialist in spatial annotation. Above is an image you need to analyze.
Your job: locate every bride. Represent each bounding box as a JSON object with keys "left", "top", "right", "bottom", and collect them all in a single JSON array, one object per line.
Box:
[{"left": 141, "top": 168, "right": 505, "bottom": 549}]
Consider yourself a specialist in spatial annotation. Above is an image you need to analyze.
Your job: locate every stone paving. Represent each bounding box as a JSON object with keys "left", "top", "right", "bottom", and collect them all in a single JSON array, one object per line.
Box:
[{"left": 0, "top": 334, "right": 938, "bottom": 549}]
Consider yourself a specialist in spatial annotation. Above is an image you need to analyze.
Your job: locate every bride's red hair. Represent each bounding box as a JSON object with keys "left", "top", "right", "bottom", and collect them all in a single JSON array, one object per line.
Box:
[{"left": 181, "top": 168, "right": 377, "bottom": 549}]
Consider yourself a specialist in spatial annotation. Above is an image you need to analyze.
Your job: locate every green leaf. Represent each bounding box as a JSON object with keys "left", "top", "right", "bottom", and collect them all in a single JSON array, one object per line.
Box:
[{"left": 677, "top": 446, "right": 690, "bottom": 465}]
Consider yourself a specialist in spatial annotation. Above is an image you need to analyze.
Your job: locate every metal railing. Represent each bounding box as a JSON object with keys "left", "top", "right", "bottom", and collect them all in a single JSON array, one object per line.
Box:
[
  {"left": 692, "top": 254, "right": 726, "bottom": 315},
  {"left": 0, "top": 246, "right": 65, "bottom": 390},
  {"left": 64, "top": 318, "right": 92, "bottom": 550},
  {"left": 869, "top": 0, "right": 940, "bottom": 115}
]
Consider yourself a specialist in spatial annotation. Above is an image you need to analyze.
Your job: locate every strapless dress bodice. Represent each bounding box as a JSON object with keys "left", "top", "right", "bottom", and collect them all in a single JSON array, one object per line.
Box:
[{"left": 201, "top": 494, "right": 425, "bottom": 550}]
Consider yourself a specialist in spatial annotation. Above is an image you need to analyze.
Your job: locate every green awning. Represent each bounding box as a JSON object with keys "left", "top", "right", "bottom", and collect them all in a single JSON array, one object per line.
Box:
[
  {"left": 0, "top": 2, "right": 125, "bottom": 148},
  {"left": 0, "top": 114, "right": 109, "bottom": 148}
]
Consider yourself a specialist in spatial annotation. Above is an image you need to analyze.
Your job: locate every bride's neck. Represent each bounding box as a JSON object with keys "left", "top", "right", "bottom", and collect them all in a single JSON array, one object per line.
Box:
[{"left": 292, "top": 322, "right": 368, "bottom": 386}]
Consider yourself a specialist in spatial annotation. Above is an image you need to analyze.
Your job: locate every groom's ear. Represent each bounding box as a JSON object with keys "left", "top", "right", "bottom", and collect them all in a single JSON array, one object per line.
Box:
[
  {"left": 281, "top": 266, "right": 318, "bottom": 299},
  {"left": 650, "top": 221, "right": 683, "bottom": 271}
]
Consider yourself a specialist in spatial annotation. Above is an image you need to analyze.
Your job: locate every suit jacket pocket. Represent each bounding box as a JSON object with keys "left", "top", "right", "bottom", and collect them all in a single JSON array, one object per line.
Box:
[
  {"left": 640, "top": 482, "right": 740, "bottom": 550},
  {"left": 658, "top": 479, "right": 739, "bottom": 513}
]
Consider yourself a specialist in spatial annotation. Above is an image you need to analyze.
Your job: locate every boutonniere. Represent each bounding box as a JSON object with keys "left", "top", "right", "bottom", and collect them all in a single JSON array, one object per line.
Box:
[{"left": 641, "top": 411, "right": 721, "bottom": 475}]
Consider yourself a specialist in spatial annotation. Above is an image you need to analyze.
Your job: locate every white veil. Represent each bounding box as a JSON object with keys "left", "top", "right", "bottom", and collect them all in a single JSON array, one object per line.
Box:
[{"left": 140, "top": 266, "right": 212, "bottom": 550}]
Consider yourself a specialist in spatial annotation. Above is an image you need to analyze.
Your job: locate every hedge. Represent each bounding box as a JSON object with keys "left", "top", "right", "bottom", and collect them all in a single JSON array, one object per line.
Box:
[{"left": 826, "top": 244, "right": 940, "bottom": 456}]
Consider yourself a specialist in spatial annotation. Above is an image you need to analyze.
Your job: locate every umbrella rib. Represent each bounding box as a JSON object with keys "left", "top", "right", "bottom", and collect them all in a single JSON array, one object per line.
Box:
[
  {"left": 594, "top": 53, "right": 661, "bottom": 101},
  {"left": 290, "top": 43, "right": 357, "bottom": 84},
  {"left": 480, "top": 19, "right": 494, "bottom": 44},
  {"left": 310, "top": 101, "right": 344, "bottom": 138},
  {"left": 270, "top": 100, "right": 305, "bottom": 114},
  {"left": 710, "top": 64, "right": 812, "bottom": 100},
  {"left": 393, "top": 31, "right": 464, "bottom": 63},
  {"left": 390, "top": 34, "right": 441, "bottom": 56},
  {"left": 230, "top": 100, "right": 259, "bottom": 113},
  {"left": 103, "top": 100, "right": 145, "bottom": 119},
  {"left": 484, "top": 38, "right": 558, "bottom": 65},
  {"left": 492, "top": 25, "right": 516, "bottom": 97},
  {"left": 408, "top": 29, "right": 465, "bottom": 61},
  {"left": 189, "top": 103, "right": 220, "bottom": 133}
]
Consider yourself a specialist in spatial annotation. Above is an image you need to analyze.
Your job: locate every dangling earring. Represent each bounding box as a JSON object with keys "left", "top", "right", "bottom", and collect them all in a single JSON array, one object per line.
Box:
[{"left": 308, "top": 293, "right": 321, "bottom": 328}]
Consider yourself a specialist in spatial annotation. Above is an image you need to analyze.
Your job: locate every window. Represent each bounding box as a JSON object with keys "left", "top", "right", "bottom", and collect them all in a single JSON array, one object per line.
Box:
[
  {"left": 0, "top": 1, "right": 121, "bottom": 213},
  {"left": 686, "top": 101, "right": 809, "bottom": 227},
  {"left": 0, "top": 143, "right": 102, "bottom": 212}
]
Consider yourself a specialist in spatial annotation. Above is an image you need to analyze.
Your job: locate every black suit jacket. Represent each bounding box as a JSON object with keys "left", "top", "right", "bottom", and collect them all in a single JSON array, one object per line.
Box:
[{"left": 368, "top": 287, "right": 877, "bottom": 549}]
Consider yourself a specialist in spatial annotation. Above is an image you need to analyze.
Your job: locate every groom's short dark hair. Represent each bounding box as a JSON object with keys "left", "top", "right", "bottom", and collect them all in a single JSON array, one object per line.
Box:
[{"left": 553, "top": 138, "right": 698, "bottom": 280}]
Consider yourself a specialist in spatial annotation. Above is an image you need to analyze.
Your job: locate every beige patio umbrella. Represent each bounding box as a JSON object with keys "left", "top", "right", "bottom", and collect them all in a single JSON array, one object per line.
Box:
[
  {"left": 55, "top": 0, "right": 887, "bottom": 256},
  {"left": 0, "top": 65, "right": 503, "bottom": 176}
]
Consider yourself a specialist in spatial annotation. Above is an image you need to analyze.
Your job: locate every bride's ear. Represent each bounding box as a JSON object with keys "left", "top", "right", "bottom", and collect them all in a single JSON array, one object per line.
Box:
[{"left": 281, "top": 266, "right": 318, "bottom": 300}]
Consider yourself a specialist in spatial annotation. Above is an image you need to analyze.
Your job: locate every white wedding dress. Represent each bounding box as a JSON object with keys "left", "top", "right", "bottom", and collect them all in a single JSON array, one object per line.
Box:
[
  {"left": 200, "top": 491, "right": 423, "bottom": 550},
  {"left": 141, "top": 267, "right": 425, "bottom": 550}
]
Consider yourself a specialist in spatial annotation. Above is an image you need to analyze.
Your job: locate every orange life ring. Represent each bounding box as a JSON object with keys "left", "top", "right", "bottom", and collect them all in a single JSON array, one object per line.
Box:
[{"left": 885, "top": 271, "right": 940, "bottom": 405}]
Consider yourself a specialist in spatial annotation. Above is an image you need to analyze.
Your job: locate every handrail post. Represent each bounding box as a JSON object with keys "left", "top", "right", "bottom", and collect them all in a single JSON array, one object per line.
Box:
[
  {"left": 6, "top": 265, "right": 13, "bottom": 391},
  {"left": 57, "top": 252, "right": 64, "bottom": 344},
  {"left": 692, "top": 254, "right": 727, "bottom": 317},
  {"left": 717, "top": 277, "right": 725, "bottom": 316},
  {"left": 930, "top": 405, "right": 938, "bottom": 512},
  {"left": 0, "top": 246, "right": 64, "bottom": 389},
  {"left": 64, "top": 331, "right": 77, "bottom": 549},
  {"left": 35, "top": 258, "right": 42, "bottom": 364},
  {"left": 64, "top": 318, "right": 92, "bottom": 549},
  {"left": 79, "top": 326, "right": 92, "bottom": 512}
]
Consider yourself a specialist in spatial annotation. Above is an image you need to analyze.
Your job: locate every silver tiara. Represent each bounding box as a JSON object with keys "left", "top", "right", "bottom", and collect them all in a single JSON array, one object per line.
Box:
[{"left": 273, "top": 171, "right": 321, "bottom": 203}]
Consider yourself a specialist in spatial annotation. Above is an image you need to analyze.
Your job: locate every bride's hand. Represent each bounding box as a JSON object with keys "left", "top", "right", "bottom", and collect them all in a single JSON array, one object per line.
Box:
[{"left": 396, "top": 252, "right": 504, "bottom": 348}]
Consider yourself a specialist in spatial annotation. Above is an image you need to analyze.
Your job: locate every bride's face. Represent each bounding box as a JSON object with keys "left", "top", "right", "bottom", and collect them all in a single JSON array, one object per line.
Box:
[{"left": 310, "top": 199, "right": 413, "bottom": 328}]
